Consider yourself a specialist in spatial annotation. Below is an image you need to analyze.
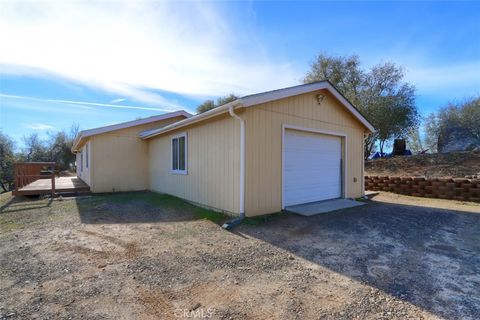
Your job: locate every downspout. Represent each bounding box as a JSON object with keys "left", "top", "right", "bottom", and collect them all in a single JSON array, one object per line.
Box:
[
  {"left": 222, "top": 105, "right": 245, "bottom": 230},
  {"left": 362, "top": 132, "right": 370, "bottom": 199},
  {"left": 362, "top": 133, "right": 366, "bottom": 197}
]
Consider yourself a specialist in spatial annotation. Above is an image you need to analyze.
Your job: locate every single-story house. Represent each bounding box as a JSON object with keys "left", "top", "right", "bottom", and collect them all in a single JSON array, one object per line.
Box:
[
  {"left": 72, "top": 81, "right": 375, "bottom": 216},
  {"left": 72, "top": 111, "right": 191, "bottom": 192}
]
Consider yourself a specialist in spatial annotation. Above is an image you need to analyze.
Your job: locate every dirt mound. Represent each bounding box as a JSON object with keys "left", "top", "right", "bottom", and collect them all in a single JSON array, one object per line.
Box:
[{"left": 365, "top": 151, "right": 480, "bottom": 178}]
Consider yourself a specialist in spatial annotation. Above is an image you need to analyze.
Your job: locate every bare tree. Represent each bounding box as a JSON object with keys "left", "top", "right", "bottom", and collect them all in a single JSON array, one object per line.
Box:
[
  {"left": 424, "top": 113, "right": 439, "bottom": 153},
  {"left": 21, "top": 133, "right": 48, "bottom": 162},
  {"left": 407, "top": 128, "right": 425, "bottom": 154}
]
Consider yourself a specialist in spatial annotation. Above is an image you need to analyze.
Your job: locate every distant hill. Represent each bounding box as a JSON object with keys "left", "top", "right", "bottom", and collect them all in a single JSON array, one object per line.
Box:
[{"left": 365, "top": 151, "right": 480, "bottom": 178}]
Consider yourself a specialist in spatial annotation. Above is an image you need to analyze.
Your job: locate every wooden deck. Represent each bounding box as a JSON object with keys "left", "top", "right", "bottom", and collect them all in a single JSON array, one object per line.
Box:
[
  {"left": 13, "top": 162, "right": 90, "bottom": 197},
  {"left": 14, "top": 177, "right": 90, "bottom": 196}
]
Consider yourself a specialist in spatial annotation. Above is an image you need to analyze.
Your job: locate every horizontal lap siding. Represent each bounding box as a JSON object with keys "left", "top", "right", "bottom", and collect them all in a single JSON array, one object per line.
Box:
[
  {"left": 244, "top": 90, "right": 366, "bottom": 216},
  {"left": 90, "top": 116, "right": 185, "bottom": 193},
  {"left": 148, "top": 115, "right": 241, "bottom": 214}
]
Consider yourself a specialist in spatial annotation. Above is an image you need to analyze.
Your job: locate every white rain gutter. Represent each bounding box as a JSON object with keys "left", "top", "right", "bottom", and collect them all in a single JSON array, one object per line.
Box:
[{"left": 228, "top": 105, "right": 245, "bottom": 217}]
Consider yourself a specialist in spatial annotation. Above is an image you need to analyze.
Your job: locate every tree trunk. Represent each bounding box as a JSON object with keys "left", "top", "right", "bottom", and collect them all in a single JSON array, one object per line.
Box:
[
  {"left": 379, "top": 140, "right": 385, "bottom": 155},
  {"left": 0, "top": 181, "right": 9, "bottom": 193},
  {"left": 364, "top": 135, "right": 376, "bottom": 160}
]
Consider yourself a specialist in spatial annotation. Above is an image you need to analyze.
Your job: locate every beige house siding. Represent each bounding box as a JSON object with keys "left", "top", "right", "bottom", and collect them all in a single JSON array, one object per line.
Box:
[
  {"left": 243, "top": 90, "right": 368, "bottom": 216},
  {"left": 148, "top": 115, "right": 241, "bottom": 214},
  {"left": 88, "top": 116, "right": 185, "bottom": 193},
  {"left": 75, "top": 86, "right": 369, "bottom": 217}
]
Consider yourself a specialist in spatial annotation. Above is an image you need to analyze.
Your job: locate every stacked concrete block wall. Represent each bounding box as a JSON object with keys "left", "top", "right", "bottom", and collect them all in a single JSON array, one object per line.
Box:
[{"left": 365, "top": 176, "right": 480, "bottom": 203}]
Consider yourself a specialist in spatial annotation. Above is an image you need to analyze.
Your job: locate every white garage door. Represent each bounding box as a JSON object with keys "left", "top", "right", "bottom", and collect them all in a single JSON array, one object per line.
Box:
[{"left": 284, "top": 129, "right": 342, "bottom": 206}]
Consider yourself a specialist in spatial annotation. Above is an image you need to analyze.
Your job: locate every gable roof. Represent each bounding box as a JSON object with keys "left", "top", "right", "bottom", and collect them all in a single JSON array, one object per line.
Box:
[
  {"left": 72, "top": 110, "right": 191, "bottom": 152},
  {"left": 140, "top": 81, "right": 375, "bottom": 139}
]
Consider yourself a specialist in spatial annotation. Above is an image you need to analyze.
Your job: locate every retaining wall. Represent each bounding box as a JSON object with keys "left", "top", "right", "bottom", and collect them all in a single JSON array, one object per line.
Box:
[{"left": 365, "top": 176, "right": 480, "bottom": 203}]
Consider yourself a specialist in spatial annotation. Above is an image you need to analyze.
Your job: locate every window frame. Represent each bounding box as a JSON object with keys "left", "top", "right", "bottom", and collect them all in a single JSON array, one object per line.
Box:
[{"left": 170, "top": 132, "right": 188, "bottom": 175}]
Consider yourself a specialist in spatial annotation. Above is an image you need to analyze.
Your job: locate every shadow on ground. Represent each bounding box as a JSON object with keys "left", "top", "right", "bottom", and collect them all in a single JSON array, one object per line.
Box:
[
  {"left": 237, "top": 199, "right": 480, "bottom": 319},
  {"left": 0, "top": 196, "right": 53, "bottom": 214},
  {"left": 75, "top": 192, "right": 227, "bottom": 224},
  {"left": 25, "top": 190, "right": 478, "bottom": 319}
]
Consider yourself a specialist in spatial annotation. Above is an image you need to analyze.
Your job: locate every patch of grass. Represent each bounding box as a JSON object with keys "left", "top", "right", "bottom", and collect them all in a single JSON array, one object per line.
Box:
[
  {"left": 78, "top": 191, "right": 228, "bottom": 223},
  {"left": 0, "top": 192, "right": 12, "bottom": 206},
  {"left": 85, "top": 192, "right": 186, "bottom": 208},
  {"left": 192, "top": 207, "right": 226, "bottom": 223},
  {"left": 1, "top": 212, "right": 70, "bottom": 234},
  {"left": 0, "top": 220, "right": 23, "bottom": 232},
  {"left": 3, "top": 191, "right": 228, "bottom": 230},
  {"left": 0, "top": 197, "right": 78, "bottom": 236}
]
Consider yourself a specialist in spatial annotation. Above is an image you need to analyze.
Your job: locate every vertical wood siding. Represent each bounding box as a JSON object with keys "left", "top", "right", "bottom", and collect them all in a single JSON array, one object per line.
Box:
[
  {"left": 243, "top": 90, "right": 367, "bottom": 216},
  {"left": 148, "top": 115, "right": 241, "bottom": 214},
  {"left": 90, "top": 116, "right": 185, "bottom": 193}
]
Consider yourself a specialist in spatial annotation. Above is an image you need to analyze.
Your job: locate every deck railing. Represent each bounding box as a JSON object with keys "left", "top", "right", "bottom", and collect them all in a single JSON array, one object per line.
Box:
[{"left": 13, "top": 162, "right": 57, "bottom": 196}]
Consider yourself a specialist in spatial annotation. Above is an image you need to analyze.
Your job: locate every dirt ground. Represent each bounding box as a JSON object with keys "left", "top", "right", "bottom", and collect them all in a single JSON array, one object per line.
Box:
[
  {"left": 1, "top": 192, "right": 479, "bottom": 319},
  {"left": 365, "top": 151, "right": 480, "bottom": 178}
]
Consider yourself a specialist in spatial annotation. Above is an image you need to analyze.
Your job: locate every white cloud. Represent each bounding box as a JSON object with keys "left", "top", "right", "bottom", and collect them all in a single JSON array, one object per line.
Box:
[
  {"left": 369, "top": 49, "right": 480, "bottom": 97},
  {"left": 405, "top": 60, "right": 480, "bottom": 93},
  {"left": 110, "top": 98, "right": 126, "bottom": 104},
  {"left": 24, "top": 123, "right": 55, "bottom": 130},
  {"left": 0, "top": 93, "right": 178, "bottom": 112},
  {"left": 0, "top": 0, "right": 300, "bottom": 103}
]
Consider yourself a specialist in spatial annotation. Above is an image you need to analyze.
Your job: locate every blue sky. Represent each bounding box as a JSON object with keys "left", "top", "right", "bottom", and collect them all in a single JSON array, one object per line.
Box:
[{"left": 1, "top": 1, "right": 479, "bottom": 148}]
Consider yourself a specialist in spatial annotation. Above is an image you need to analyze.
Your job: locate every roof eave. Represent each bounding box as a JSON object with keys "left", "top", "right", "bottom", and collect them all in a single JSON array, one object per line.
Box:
[
  {"left": 71, "top": 110, "right": 192, "bottom": 152},
  {"left": 71, "top": 132, "right": 89, "bottom": 153},
  {"left": 140, "top": 100, "right": 244, "bottom": 139}
]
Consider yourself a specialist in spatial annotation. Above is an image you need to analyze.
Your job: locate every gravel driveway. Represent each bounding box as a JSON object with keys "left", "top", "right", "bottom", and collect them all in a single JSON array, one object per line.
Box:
[
  {"left": 1, "top": 191, "right": 479, "bottom": 319},
  {"left": 240, "top": 193, "right": 480, "bottom": 319}
]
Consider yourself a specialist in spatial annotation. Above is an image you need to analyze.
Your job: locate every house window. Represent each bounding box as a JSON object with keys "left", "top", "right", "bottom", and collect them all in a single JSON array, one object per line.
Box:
[
  {"left": 80, "top": 152, "right": 83, "bottom": 172},
  {"left": 86, "top": 143, "right": 89, "bottom": 169},
  {"left": 171, "top": 133, "right": 187, "bottom": 174}
]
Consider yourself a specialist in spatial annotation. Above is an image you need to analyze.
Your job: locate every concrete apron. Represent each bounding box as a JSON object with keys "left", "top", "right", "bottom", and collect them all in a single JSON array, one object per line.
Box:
[{"left": 285, "top": 198, "right": 366, "bottom": 216}]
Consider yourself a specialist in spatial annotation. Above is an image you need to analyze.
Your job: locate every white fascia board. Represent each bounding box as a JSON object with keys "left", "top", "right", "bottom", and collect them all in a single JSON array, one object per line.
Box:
[{"left": 72, "top": 110, "right": 191, "bottom": 152}]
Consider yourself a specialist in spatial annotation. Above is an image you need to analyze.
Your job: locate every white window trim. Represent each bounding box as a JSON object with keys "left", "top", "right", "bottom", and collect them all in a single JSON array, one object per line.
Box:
[
  {"left": 171, "top": 132, "right": 188, "bottom": 175},
  {"left": 281, "top": 124, "right": 348, "bottom": 209}
]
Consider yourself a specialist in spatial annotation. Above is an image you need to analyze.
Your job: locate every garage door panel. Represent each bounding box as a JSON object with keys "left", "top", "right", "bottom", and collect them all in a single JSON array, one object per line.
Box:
[
  {"left": 285, "top": 170, "right": 339, "bottom": 184},
  {"left": 284, "top": 129, "right": 342, "bottom": 206}
]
